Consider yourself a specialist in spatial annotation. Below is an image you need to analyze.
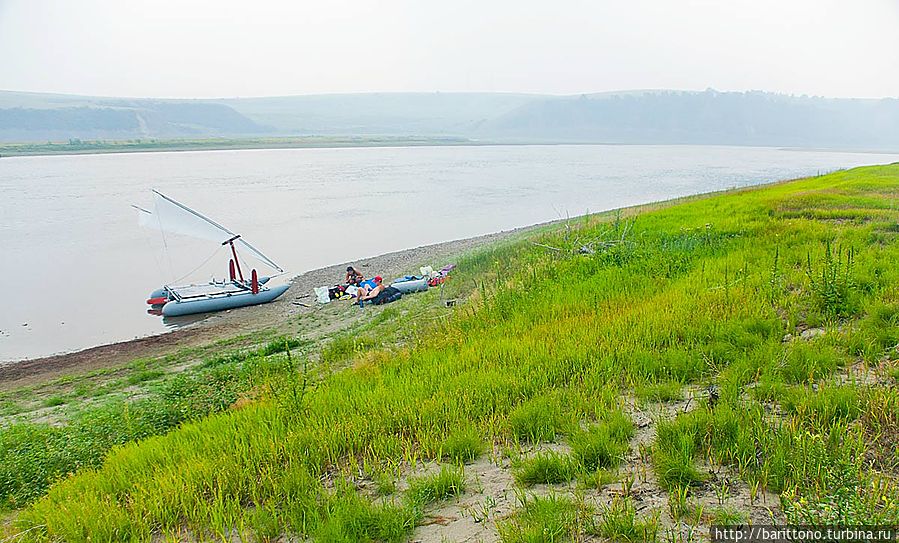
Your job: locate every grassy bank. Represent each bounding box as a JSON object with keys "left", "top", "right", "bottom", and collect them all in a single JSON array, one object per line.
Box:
[
  {"left": 6, "top": 165, "right": 899, "bottom": 541},
  {"left": 0, "top": 136, "right": 475, "bottom": 157}
]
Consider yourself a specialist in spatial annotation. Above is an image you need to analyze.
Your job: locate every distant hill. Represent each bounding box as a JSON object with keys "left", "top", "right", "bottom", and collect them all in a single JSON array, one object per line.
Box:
[
  {"left": 479, "top": 91, "right": 899, "bottom": 148},
  {"left": 1, "top": 89, "right": 897, "bottom": 150},
  {"left": 0, "top": 93, "right": 268, "bottom": 141},
  {"left": 220, "top": 93, "right": 536, "bottom": 135}
]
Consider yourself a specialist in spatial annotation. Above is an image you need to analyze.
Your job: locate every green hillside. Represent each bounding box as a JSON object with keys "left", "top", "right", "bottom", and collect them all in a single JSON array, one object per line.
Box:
[{"left": 5, "top": 165, "right": 899, "bottom": 541}]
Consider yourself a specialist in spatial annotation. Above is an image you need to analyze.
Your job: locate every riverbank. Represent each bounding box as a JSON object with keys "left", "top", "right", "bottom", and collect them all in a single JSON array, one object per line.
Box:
[
  {"left": 0, "top": 185, "right": 723, "bottom": 391},
  {"left": 4, "top": 165, "right": 899, "bottom": 540},
  {"left": 0, "top": 135, "right": 489, "bottom": 157},
  {"left": 0, "top": 228, "right": 522, "bottom": 389},
  {"left": 3, "top": 138, "right": 895, "bottom": 159}
]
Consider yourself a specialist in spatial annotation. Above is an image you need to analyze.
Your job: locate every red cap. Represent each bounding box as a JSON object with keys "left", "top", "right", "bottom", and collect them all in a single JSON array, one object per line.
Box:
[{"left": 375, "top": 275, "right": 383, "bottom": 282}]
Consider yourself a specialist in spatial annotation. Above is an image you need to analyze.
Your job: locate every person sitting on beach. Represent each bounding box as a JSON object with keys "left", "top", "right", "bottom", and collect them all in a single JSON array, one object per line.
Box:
[{"left": 345, "top": 266, "right": 365, "bottom": 286}]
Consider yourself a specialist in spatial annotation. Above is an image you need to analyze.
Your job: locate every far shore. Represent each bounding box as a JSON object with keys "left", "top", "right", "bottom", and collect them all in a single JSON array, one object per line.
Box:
[
  {"left": 0, "top": 136, "right": 479, "bottom": 158},
  {"left": 1, "top": 137, "right": 894, "bottom": 159}
]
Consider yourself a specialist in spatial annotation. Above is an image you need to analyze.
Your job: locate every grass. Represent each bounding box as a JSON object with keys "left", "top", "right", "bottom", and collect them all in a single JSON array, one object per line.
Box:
[
  {"left": 40, "top": 396, "right": 65, "bottom": 408},
  {"left": 405, "top": 465, "right": 465, "bottom": 508},
  {"left": 652, "top": 423, "right": 707, "bottom": 490},
  {"left": 667, "top": 485, "right": 691, "bottom": 520},
  {"left": 579, "top": 468, "right": 618, "bottom": 490},
  {"left": 590, "top": 498, "right": 660, "bottom": 542},
  {"left": 634, "top": 380, "right": 684, "bottom": 403},
  {"left": 509, "top": 395, "right": 568, "bottom": 444},
  {"left": 317, "top": 482, "right": 417, "bottom": 543},
  {"left": 0, "top": 336, "right": 307, "bottom": 510},
  {"left": 513, "top": 452, "right": 577, "bottom": 486},
  {"left": 511, "top": 411, "right": 632, "bottom": 488},
  {"left": 498, "top": 494, "right": 579, "bottom": 543},
  {"left": 569, "top": 412, "right": 633, "bottom": 471},
  {"left": 779, "top": 341, "right": 843, "bottom": 383},
  {"left": 780, "top": 384, "right": 863, "bottom": 428},
  {"left": 707, "top": 506, "right": 748, "bottom": 526},
  {"left": 439, "top": 425, "right": 485, "bottom": 464},
  {"left": 374, "top": 471, "right": 397, "bottom": 496},
  {"left": 7, "top": 165, "right": 899, "bottom": 540},
  {"left": 124, "top": 369, "right": 166, "bottom": 386}
]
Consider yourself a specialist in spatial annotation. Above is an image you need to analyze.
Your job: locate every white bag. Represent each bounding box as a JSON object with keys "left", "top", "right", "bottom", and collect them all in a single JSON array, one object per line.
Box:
[{"left": 313, "top": 286, "right": 331, "bottom": 304}]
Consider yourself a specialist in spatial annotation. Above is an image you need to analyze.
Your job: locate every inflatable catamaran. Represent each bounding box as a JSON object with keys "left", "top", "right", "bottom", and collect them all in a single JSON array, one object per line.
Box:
[{"left": 134, "top": 190, "right": 289, "bottom": 317}]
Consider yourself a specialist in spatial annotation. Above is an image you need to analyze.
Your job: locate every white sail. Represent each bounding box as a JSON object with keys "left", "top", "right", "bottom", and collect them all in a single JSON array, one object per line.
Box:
[
  {"left": 151, "top": 190, "right": 233, "bottom": 244},
  {"left": 134, "top": 191, "right": 284, "bottom": 273}
]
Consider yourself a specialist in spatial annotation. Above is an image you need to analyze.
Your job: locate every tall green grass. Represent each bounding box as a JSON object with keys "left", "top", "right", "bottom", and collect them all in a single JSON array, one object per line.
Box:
[
  {"left": 9, "top": 165, "right": 899, "bottom": 539},
  {"left": 0, "top": 337, "right": 300, "bottom": 510},
  {"left": 497, "top": 494, "right": 579, "bottom": 543}
]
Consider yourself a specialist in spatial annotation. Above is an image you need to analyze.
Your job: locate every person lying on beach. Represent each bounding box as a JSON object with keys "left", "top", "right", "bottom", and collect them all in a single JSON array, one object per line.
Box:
[
  {"left": 358, "top": 276, "right": 403, "bottom": 305},
  {"left": 345, "top": 266, "right": 365, "bottom": 286},
  {"left": 358, "top": 275, "right": 384, "bottom": 299}
]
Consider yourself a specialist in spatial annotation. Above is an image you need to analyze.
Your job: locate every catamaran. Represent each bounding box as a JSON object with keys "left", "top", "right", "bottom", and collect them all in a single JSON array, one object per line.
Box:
[{"left": 134, "top": 190, "right": 289, "bottom": 317}]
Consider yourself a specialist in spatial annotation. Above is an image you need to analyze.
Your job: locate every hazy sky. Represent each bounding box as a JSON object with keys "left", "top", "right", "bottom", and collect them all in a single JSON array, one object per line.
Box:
[{"left": 1, "top": 0, "right": 897, "bottom": 99}]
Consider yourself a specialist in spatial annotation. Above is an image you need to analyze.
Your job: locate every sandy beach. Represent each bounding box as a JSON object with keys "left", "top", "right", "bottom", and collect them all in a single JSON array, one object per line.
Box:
[{"left": 0, "top": 227, "right": 525, "bottom": 390}]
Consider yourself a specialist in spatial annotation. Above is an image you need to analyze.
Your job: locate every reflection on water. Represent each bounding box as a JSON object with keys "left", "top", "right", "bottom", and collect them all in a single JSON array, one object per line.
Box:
[
  {"left": 1, "top": 144, "right": 897, "bottom": 360},
  {"left": 160, "top": 312, "right": 209, "bottom": 329}
]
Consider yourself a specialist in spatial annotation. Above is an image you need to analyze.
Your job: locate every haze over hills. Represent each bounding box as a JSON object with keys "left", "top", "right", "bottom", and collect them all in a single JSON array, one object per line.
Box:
[{"left": 1, "top": 89, "right": 897, "bottom": 150}]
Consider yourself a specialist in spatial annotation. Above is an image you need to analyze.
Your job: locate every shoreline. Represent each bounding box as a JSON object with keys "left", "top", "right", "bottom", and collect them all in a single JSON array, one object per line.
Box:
[
  {"left": 0, "top": 227, "right": 530, "bottom": 389},
  {"left": 0, "top": 137, "right": 490, "bottom": 158},
  {"left": 0, "top": 168, "right": 875, "bottom": 389},
  {"left": 0, "top": 139, "right": 639, "bottom": 159},
  {"left": 0, "top": 178, "right": 809, "bottom": 389},
  {"left": 2, "top": 139, "right": 896, "bottom": 159}
]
